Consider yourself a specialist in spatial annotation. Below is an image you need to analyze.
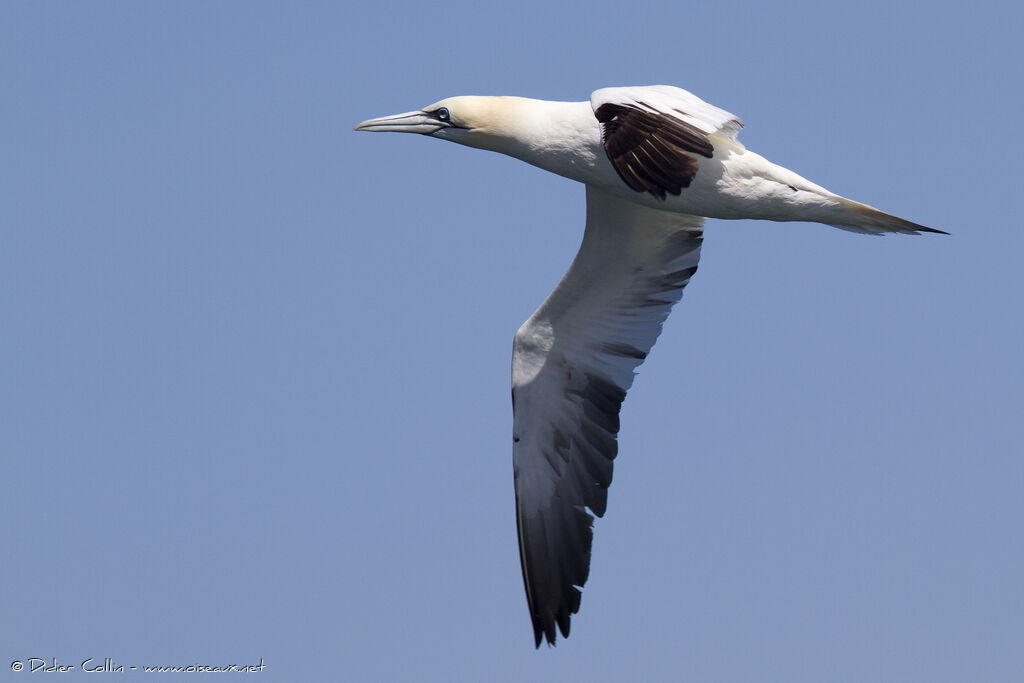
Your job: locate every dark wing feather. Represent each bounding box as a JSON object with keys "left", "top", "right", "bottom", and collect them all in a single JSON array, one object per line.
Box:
[{"left": 594, "top": 102, "right": 714, "bottom": 201}]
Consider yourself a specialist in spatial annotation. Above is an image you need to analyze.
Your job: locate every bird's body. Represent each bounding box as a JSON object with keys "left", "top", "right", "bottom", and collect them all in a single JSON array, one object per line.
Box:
[
  {"left": 355, "top": 85, "right": 942, "bottom": 647},
  {"left": 435, "top": 96, "right": 795, "bottom": 221}
]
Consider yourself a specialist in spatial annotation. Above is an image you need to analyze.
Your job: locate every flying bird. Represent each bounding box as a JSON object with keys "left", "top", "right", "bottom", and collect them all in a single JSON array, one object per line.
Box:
[{"left": 355, "top": 85, "right": 944, "bottom": 647}]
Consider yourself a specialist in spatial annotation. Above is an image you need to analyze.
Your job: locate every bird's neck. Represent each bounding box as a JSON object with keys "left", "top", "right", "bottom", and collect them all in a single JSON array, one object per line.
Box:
[{"left": 467, "top": 100, "right": 605, "bottom": 185}]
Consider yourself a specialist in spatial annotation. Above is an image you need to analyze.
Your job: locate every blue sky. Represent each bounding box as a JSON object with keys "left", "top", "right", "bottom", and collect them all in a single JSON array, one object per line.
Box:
[{"left": 3, "top": 1, "right": 1022, "bottom": 681}]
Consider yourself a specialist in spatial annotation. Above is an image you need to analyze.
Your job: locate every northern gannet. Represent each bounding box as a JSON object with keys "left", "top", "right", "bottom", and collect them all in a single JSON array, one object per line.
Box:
[{"left": 355, "top": 85, "right": 944, "bottom": 647}]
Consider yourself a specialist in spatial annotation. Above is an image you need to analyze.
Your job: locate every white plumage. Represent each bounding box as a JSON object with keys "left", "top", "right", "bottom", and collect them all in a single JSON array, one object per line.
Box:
[{"left": 355, "top": 85, "right": 943, "bottom": 647}]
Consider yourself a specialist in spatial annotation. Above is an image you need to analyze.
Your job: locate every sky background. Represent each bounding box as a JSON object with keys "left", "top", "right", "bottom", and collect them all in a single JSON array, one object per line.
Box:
[{"left": 3, "top": 1, "right": 1022, "bottom": 681}]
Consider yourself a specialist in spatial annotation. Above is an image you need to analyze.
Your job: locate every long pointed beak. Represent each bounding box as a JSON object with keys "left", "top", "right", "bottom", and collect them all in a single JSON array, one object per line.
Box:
[{"left": 353, "top": 110, "right": 444, "bottom": 135}]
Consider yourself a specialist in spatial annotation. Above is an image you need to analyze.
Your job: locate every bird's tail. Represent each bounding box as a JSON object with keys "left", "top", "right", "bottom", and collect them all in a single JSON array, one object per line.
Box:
[
  {"left": 734, "top": 150, "right": 947, "bottom": 236},
  {"left": 827, "top": 196, "right": 948, "bottom": 235}
]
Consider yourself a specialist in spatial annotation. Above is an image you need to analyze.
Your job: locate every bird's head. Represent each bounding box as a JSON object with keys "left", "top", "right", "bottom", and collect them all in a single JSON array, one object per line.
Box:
[{"left": 354, "top": 96, "right": 534, "bottom": 155}]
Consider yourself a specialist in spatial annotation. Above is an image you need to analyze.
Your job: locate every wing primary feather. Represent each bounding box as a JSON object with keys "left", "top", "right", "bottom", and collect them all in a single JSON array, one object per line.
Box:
[{"left": 593, "top": 97, "right": 721, "bottom": 199}]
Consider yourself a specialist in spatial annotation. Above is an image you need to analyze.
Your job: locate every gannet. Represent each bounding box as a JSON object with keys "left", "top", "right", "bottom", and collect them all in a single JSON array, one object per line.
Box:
[{"left": 355, "top": 85, "right": 944, "bottom": 647}]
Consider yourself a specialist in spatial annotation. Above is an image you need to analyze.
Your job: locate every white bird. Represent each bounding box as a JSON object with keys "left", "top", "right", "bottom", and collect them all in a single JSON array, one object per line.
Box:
[{"left": 355, "top": 85, "right": 944, "bottom": 647}]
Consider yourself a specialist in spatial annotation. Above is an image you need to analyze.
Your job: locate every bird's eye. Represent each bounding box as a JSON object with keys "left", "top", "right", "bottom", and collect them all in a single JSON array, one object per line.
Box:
[{"left": 436, "top": 107, "right": 450, "bottom": 122}]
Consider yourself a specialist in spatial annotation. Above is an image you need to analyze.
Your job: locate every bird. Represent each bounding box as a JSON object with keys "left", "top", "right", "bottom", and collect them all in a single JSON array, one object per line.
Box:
[{"left": 354, "top": 85, "right": 944, "bottom": 647}]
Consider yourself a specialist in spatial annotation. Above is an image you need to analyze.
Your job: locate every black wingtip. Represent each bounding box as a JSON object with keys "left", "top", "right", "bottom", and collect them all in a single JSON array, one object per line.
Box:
[
  {"left": 530, "top": 600, "right": 578, "bottom": 648},
  {"left": 536, "top": 614, "right": 557, "bottom": 648},
  {"left": 531, "top": 617, "right": 562, "bottom": 648}
]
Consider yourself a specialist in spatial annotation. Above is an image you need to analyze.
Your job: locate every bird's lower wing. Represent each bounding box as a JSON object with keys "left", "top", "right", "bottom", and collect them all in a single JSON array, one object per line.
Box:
[{"left": 512, "top": 187, "right": 704, "bottom": 646}]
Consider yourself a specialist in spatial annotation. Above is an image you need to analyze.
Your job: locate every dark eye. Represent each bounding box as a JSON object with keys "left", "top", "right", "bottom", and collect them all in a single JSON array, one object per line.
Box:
[{"left": 436, "top": 107, "right": 450, "bottom": 122}]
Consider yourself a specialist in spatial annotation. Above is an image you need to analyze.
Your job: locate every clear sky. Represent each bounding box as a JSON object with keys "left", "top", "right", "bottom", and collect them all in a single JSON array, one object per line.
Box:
[{"left": 3, "top": 1, "right": 1022, "bottom": 681}]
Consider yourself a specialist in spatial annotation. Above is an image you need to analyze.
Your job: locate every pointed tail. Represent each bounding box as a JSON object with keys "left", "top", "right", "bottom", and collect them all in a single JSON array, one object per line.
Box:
[
  {"left": 827, "top": 196, "right": 948, "bottom": 236},
  {"left": 743, "top": 150, "right": 948, "bottom": 236}
]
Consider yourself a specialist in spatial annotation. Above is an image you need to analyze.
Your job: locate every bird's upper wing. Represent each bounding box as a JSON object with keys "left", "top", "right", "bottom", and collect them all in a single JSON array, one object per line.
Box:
[
  {"left": 512, "top": 186, "right": 704, "bottom": 646},
  {"left": 590, "top": 86, "right": 744, "bottom": 200},
  {"left": 591, "top": 85, "right": 744, "bottom": 140}
]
